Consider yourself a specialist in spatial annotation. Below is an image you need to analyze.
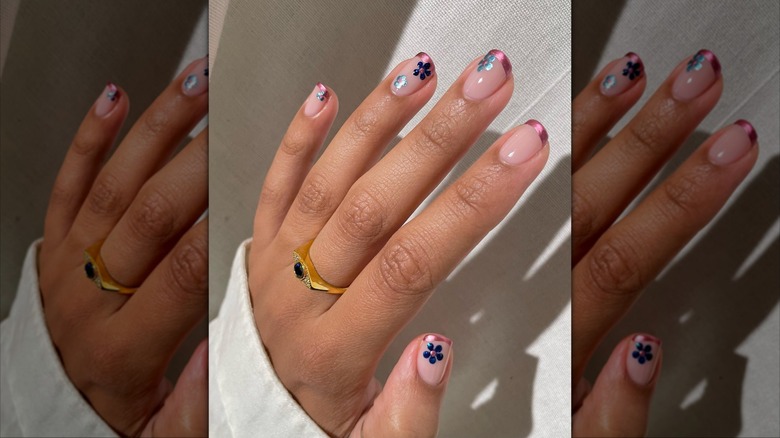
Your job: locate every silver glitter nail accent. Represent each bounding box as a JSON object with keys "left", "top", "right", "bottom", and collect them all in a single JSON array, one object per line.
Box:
[
  {"left": 316, "top": 90, "right": 326, "bottom": 101},
  {"left": 107, "top": 90, "right": 117, "bottom": 101},
  {"left": 393, "top": 75, "right": 408, "bottom": 89},
  {"left": 602, "top": 74, "right": 616, "bottom": 90},
  {"left": 184, "top": 74, "right": 198, "bottom": 90}
]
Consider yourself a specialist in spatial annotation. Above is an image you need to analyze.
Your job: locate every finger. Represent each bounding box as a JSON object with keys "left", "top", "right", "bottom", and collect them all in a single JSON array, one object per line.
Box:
[
  {"left": 573, "top": 121, "right": 758, "bottom": 378},
  {"left": 331, "top": 122, "right": 549, "bottom": 352},
  {"left": 115, "top": 217, "right": 207, "bottom": 358},
  {"left": 141, "top": 340, "right": 208, "bottom": 438},
  {"left": 101, "top": 128, "right": 207, "bottom": 287},
  {"left": 573, "top": 334, "right": 662, "bottom": 437},
  {"left": 43, "top": 83, "right": 129, "bottom": 247},
  {"left": 573, "top": 49, "right": 723, "bottom": 262},
  {"left": 353, "top": 334, "right": 452, "bottom": 438},
  {"left": 70, "top": 56, "right": 209, "bottom": 245},
  {"left": 278, "top": 52, "right": 438, "bottom": 244},
  {"left": 253, "top": 83, "right": 339, "bottom": 248},
  {"left": 572, "top": 52, "right": 646, "bottom": 172},
  {"left": 310, "top": 50, "right": 514, "bottom": 288}
]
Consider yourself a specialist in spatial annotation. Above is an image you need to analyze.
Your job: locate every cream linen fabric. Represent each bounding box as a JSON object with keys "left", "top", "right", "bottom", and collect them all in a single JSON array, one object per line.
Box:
[
  {"left": 0, "top": 242, "right": 116, "bottom": 437},
  {"left": 209, "top": 0, "right": 571, "bottom": 436},
  {"left": 574, "top": 1, "right": 780, "bottom": 437},
  {"left": 209, "top": 240, "right": 326, "bottom": 437}
]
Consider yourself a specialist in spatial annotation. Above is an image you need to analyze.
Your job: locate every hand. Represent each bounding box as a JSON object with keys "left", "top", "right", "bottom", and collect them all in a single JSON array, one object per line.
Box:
[
  {"left": 248, "top": 50, "right": 549, "bottom": 436},
  {"left": 38, "top": 57, "right": 209, "bottom": 436},
  {"left": 571, "top": 51, "right": 758, "bottom": 436}
]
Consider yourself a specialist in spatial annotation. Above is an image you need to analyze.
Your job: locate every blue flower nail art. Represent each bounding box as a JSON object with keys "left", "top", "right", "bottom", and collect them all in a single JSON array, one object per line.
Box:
[
  {"left": 393, "top": 75, "right": 408, "bottom": 89},
  {"left": 631, "top": 342, "right": 654, "bottom": 365},
  {"left": 413, "top": 61, "right": 432, "bottom": 80},
  {"left": 422, "top": 342, "right": 444, "bottom": 364},
  {"left": 183, "top": 74, "right": 198, "bottom": 90},
  {"left": 686, "top": 53, "right": 706, "bottom": 72},
  {"left": 477, "top": 53, "right": 496, "bottom": 72},
  {"left": 602, "top": 74, "right": 617, "bottom": 90},
  {"left": 622, "top": 61, "right": 642, "bottom": 80}
]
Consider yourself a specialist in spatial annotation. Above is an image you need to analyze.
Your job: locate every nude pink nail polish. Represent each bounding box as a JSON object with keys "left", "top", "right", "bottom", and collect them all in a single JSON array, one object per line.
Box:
[
  {"left": 304, "top": 82, "right": 329, "bottom": 117},
  {"left": 499, "top": 120, "right": 547, "bottom": 166},
  {"left": 708, "top": 120, "right": 757, "bottom": 166},
  {"left": 391, "top": 52, "right": 435, "bottom": 96},
  {"left": 95, "top": 83, "right": 120, "bottom": 117},
  {"left": 181, "top": 56, "right": 209, "bottom": 97},
  {"left": 417, "top": 334, "right": 451, "bottom": 386},
  {"left": 671, "top": 49, "right": 720, "bottom": 102},
  {"left": 626, "top": 334, "right": 661, "bottom": 386},
  {"left": 600, "top": 52, "right": 643, "bottom": 96},
  {"left": 463, "top": 49, "right": 512, "bottom": 101}
]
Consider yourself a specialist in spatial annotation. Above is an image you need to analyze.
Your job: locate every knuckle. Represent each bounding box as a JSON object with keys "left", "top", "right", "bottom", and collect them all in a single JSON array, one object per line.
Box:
[
  {"left": 660, "top": 165, "right": 710, "bottom": 220},
  {"left": 376, "top": 234, "right": 435, "bottom": 297},
  {"left": 345, "top": 103, "right": 383, "bottom": 142},
  {"left": 571, "top": 186, "right": 595, "bottom": 244},
  {"left": 624, "top": 114, "right": 665, "bottom": 157},
  {"left": 87, "top": 173, "right": 127, "bottom": 217},
  {"left": 70, "top": 130, "right": 104, "bottom": 157},
  {"left": 167, "top": 234, "right": 208, "bottom": 298},
  {"left": 413, "top": 108, "right": 461, "bottom": 157},
  {"left": 279, "top": 129, "right": 310, "bottom": 157},
  {"left": 127, "top": 189, "right": 177, "bottom": 242},
  {"left": 449, "top": 165, "right": 501, "bottom": 219},
  {"left": 296, "top": 173, "right": 333, "bottom": 217},
  {"left": 48, "top": 181, "right": 79, "bottom": 210},
  {"left": 140, "top": 109, "right": 171, "bottom": 137},
  {"left": 337, "top": 188, "right": 387, "bottom": 242},
  {"left": 587, "top": 235, "right": 644, "bottom": 297}
]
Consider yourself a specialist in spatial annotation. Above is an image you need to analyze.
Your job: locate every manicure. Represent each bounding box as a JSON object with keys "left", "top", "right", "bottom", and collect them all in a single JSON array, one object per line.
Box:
[
  {"left": 181, "top": 56, "right": 209, "bottom": 97},
  {"left": 95, "top": 83, "right": 120, "bottom": 117},
  {"left": 463, "top": 49, "right": 512, "bottom": 101},
  {"left": 600, "top": 52, "right": 643, "bottom": 96},
  {"left": 391, "top": 52, "right": 435, "bottom": 96},
  {"left": 626, "top": 334, "right": 661, "bottom": 386},
  {"left": 304, "top": 82, "right": 330, "bottom": 117},
  {"left": 708, "top": 120, "right": 757, "bottom": 166},
  {"left": 499, "top": 120, "right": 547, "bottom": 166},
  {"left": 417, "top": 334, "right": 452, "bottom": 386},
  {"left": 672, "top": 49, "right": 720, "bottom": 102}
]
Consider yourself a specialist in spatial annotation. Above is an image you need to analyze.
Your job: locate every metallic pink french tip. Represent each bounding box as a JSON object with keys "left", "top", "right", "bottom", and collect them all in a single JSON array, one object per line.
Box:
[
  {"left": 95, "top": 82, "right": 120, "bottom": 117},
  {"left": 488, "top": 49, "right": 512, "bottom": 75},
  {"left": 304, "top": 82, "right": 329, "bottom": 117},
  {"left": 417, "top": 334, "right": 452, "bottom": 386},
  {"left": 462, "top": 49, "right": 512, "bottom": 101},
  {"left": 734, "top": 119, "right": 757, "bottom": 146},
  {"left": 525, "top": 119, "right": 548, "bottom": 145},
  {"left": 698, "top": 49, "right": 721, "bottom": 77}
]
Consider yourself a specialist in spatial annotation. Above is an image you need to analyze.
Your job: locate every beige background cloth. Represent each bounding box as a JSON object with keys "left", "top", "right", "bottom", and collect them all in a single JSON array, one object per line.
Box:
[
  {"left": 0, "top": 0, "right": 208, "bottom": 381},
  {"left": 208, "top": 0, "right": 572, "bottom": 436},
  {"left": 574, "top": 1, "right": 780, "bottom": 437}
]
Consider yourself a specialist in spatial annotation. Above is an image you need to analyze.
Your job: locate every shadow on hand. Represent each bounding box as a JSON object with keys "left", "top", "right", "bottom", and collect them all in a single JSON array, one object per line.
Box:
[
  {"left": 376, "top": 130, "right": 572, "bottom": 437},
  {"left": 585, "top": 130, "right": 780, "bottom": 437}
]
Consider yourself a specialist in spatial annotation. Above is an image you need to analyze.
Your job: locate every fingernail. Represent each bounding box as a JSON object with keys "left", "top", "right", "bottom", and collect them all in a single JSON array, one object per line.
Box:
[
  {"left": 417, "top": 334, "right": 452, "bottom": 386},
  {"left": 304, "top": 82, "right": 329, "bottom": 117},
  {"left": 463, "top": 49, "right": 512, "bottom": 101},
  {"left": 672, "top": 49, "right": 720, "bottom": 102},
  {"left": 600, "top": 52, "right": 643, "bottom": 96},
  {"left": 626, "top": 334, "right": 661, "bottom": 386},
  {"left": 708, "top": 120, "right": 757, "bottom": 166},
  {"left": 391, "top": 52, "right": 435, "bottom": 96},
  {"left": 499, "top": 120, "right": 547, "bottom": 166},
  {"left": 181, "top": 56, "right": 209, "bottom": 97},
  {"left": 95, "top": 83, "right": 120, "bottom": 117}
]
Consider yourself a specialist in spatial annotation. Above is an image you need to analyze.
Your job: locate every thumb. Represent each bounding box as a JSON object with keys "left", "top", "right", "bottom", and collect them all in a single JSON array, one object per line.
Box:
[
  {"left": 353, "top": 334, "right": 453, "bottom": 438},
  {"left": 573, "top": 334, "right": 663, "bottom": 437},
  {"left": 142, "top": 340, "right": 208, "bottom": 437}
]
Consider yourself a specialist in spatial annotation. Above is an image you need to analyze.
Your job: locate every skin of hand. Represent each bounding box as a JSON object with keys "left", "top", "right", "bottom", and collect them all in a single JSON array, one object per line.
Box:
[
  {"left": 570, "top": 51, "right": 758, "bottom": 436},
  {"left": 37, "top": 57, "right": 209, "bottom": 437},
  {"left": 248, "top": 50, "right": 549, "bottom": 437}
]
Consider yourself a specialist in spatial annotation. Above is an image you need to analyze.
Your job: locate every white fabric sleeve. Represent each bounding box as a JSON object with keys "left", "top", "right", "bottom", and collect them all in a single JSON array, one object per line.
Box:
[
  {"left": 0, "top": 240, "right": 116, "bottom": 437},
  {"left": 209, "top": 239, "right": 327, "bottom": 438}
]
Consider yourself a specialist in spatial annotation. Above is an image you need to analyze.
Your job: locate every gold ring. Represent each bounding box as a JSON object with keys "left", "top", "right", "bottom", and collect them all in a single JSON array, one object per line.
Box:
[
  {"left": 84, "top": 240, "right": 137, "bottom": 295},
  {"left": 293, "top": 240, "right": 346, "bottom": 295}
]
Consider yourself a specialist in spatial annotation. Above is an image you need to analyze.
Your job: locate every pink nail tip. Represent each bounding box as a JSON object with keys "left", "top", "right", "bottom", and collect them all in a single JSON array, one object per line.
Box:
[
  {"left": 315, "top": 82, "right": 329, "bottom": 101},
  {"left": 734, "top": 119, "right": 757, "bottom": 145},
  {"left": 415, "top": 52, "right": 435, "bottom": 71},
  {"left": 487, "top": 49, "right": 512, "bottom": 75},
  {"left": 697, "top": 49, "right": 721, "bottom": 77},
  {"left": 525, "top": 119, "right": 548, "bottom": 145},
  {"left": 106, "top": 82, "right": 119, "bottom": 101},
  {"left": 633, "top": 334, "right": 662, "bottom": 346},
  {"left": 625, "top": 52, "right": 643, "bottom": 66},
  {"left": 423, "top": 334, "right": 452, "bottom": 345}
]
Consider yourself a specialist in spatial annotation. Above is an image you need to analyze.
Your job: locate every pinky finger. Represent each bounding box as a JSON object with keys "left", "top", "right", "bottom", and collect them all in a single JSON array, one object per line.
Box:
[
  {"left": 43, "top": 83, "right": 128, "bottom": 247},
  {"left": 573, "top": 334, "right": 663, "bottom": 437},
  {"left": 253, "top": 83, "right": 338, "bottom": 247}
]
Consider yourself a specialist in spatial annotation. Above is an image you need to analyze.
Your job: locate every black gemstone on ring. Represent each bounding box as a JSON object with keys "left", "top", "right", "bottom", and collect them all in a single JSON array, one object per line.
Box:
[
  {"left": 294, "top": 262, "right": 304, "bottom": 279},
  {"left": 85, "top": 262, "right": 95, "bottom": 279}
]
